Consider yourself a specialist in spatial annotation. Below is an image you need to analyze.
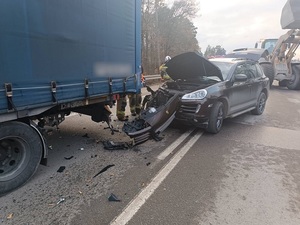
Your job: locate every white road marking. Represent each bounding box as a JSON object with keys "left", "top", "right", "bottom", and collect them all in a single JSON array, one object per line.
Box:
[
  {"left": 157, "top": 129, "right": 194, "bottom": 160},
  {"left": 110, "top": 131, "right": 203, "bottom": 225}
]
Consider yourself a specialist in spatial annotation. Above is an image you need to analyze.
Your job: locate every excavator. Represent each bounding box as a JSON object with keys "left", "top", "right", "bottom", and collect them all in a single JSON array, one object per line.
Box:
[{"left": 227, "top": 0, "right": 300, "bottom": 90}]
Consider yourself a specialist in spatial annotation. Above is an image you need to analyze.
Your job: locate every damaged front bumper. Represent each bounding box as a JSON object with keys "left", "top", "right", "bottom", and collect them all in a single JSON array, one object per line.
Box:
[{"left": 122, "top": 89, "right": 180, "bottom": 145}]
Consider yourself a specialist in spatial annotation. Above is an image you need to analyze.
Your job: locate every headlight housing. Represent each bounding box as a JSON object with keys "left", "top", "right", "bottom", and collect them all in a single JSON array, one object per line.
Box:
[{"left": 182, "top": 89, "right": 207, "bottom": 100}]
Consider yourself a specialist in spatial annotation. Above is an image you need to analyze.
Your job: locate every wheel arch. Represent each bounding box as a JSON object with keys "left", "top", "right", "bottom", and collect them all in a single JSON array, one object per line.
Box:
[{"left": 29, "top": 122, "right": 48, "bottom": 165}]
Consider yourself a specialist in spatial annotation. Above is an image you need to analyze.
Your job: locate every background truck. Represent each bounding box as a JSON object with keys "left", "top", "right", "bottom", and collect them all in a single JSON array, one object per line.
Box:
[
  {"left": 227, "top": 0, "right": 300, "bottom": 90},
  {"left": 0, "top": 0, "right": 142, "bottom": 196}
]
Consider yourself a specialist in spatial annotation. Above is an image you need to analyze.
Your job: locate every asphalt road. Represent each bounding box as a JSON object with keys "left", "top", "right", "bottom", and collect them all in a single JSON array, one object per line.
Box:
[{"left": 1, "top": 83, "right": 300, "bottom": 225}]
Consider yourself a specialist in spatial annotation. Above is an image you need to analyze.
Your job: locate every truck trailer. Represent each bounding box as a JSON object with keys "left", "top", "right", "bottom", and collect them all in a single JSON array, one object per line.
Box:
[{"left": 0, "top": 0, "right": 142, "bottom": 195}]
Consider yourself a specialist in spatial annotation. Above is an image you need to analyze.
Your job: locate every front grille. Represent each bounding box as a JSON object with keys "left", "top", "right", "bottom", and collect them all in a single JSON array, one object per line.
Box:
[{"left": 179, "top": 104, "right": 198, "bottom": 113}]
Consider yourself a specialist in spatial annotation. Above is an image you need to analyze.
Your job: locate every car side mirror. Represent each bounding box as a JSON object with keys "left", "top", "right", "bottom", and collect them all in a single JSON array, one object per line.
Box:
[{"left": 234, "top": 74, "right": 248, "bottom": 82}]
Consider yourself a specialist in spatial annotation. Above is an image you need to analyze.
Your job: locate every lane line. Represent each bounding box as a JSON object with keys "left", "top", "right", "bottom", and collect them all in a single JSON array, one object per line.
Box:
[
  {"left": 157, "top": 129, "right": 194, "bottom": 160},
  {"left": 110, "top": 131, "right": 203, "bottom": 225}
]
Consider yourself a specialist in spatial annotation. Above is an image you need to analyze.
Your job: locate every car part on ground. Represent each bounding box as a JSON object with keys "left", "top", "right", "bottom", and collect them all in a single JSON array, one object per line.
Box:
[{"left": 122, "top": 87, "right": 179, "bottom": 145}]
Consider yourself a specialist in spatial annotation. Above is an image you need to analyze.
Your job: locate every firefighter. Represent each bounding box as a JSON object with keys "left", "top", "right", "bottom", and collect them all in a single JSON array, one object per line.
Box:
[
  {"left": 159, "top": 55, "right": 171, "bottom": 81},
  {"left": 128, "top": 93, "right": 142, "bottom": 116},
  {"left": 116, "top": 94, "right": 128, "bottom": 121},
  {"left": 116, "top": 71, "right": 144, "bottom": 120},
  {"left": 128, "top": 69, "right": 145, "bottom": 116}
]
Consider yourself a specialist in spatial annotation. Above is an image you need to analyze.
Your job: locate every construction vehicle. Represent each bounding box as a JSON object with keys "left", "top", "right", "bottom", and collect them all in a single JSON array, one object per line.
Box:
[
  {"left": 227, "top": 0, "right": 300, "bottom": 90},
  {"left": 0, "top": 0, "right": 142, "bottom": 196}
]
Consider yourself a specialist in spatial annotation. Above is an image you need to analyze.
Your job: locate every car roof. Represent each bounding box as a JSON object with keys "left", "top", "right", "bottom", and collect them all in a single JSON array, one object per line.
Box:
[{"left": 209, "top": 57, "right": 248, "bottom": 64}]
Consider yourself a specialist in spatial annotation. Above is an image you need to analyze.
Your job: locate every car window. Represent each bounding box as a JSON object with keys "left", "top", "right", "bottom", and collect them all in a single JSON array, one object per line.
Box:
[
  {"left": 234, "top": 63, "right": 257, "bottom": 79},
  {"left": 210, "top": 61, "right": 234, "bottom": 80},
  {"left": 255, "top": 64, "right": 264, "bottom": 78},
  {"left": 234, "top": 64, "right": 247, "bottom": 77},
  {"left": 246, "top": 63, "right": 258, "bottom": 78}
]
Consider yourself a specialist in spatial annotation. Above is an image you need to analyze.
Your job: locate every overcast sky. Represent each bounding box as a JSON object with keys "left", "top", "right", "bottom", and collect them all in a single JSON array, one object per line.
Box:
[{"left": 184, "top": 0, "right": 288, "bottom": 53}]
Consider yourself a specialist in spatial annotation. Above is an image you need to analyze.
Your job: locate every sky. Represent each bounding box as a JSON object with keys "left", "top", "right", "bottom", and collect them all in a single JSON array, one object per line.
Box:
[{"left": 169, "top": 0, "right": 289, "bottom": 53}]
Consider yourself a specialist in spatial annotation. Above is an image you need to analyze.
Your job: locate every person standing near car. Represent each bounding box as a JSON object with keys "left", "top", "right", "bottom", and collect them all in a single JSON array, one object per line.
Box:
[
  {"left": 159, "top": 56, "right": 171, "bottom": 81},
  {"left": 116, "top": 68, "right": 144, "bottom": 120},
  {"left": 128, "top": 67, "right": 145, "bottom": 116}
]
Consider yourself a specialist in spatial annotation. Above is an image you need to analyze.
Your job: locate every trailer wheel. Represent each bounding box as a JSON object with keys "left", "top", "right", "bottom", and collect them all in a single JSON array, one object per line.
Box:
[
  {"left": 260, "top": 63, "right": 274, "bottom": 87},
  {"left": 287, "top": 64, "right": 300, "bottom": 90},
  {"left": 206, "top": 101, "right": 224, "bottom": 134},
  {"left": 0, "top": 121, "right": 43, "bottom": 196}
]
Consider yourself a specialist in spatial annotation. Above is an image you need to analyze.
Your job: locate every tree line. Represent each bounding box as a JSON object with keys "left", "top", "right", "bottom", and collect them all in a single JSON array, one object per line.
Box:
[{"left": 141, "top": 0, "right": 226, "bottom": 74}]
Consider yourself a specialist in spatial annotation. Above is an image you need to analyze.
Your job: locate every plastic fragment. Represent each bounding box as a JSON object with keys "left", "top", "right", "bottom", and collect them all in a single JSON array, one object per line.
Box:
[
  {"left": 102, "top": 140, "right": 131, "bottom": 150},
  {"left": 57, "top": 197, "right": 65, "bottom": 205},
  {"left": 57, "top": 166, "right": 66, "bottom": 173},
  {"left": 108, "top": 193, "right": 121, "bottom": 202},
  {"left": 7, "top": 213, "right": 13, "bottom": 219},
  {"left": 64, "top": 156, "right": 74, "bottom": 160},
  {"left": 82, "top": 133, "right": 89, "bottom": 138},
  {"left": 93, "top": 164, "right": 115, "bottom": 178}
]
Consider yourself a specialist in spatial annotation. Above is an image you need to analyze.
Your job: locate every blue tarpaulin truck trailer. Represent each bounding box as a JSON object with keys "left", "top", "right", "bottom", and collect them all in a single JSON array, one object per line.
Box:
[{"left": 0, "top": 0, "right": 142, "bottom": 195}]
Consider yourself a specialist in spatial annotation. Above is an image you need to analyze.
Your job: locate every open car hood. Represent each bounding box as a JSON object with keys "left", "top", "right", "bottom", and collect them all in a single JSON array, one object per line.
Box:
[{"left": 166, "top": 52, "right": 223, "bottom": 81}]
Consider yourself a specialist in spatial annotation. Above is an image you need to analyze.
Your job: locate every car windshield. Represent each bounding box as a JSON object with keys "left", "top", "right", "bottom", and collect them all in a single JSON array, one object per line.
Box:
[{"left": 210, "top": 61, "right": 234, "bottom": 80}]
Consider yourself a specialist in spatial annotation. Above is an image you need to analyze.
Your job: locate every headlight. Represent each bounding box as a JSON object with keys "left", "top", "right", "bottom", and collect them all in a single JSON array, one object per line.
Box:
[{"left": 182, "top": 89, "right": 207, "bottom": 100}]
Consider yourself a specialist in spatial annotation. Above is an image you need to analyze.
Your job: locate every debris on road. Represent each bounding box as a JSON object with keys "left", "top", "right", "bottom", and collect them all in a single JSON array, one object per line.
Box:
[
  {"left": 108, "top": 193, "right": 121, "bottom": 202},
  {"left": 82, "top": 133, "right": 89, "bottom": 138},
  {"left": 64, "top": 156, "right": 74, "bottom": 160},
  {"left": 57, "top": 166, "right": 66, "bottom": 173},
  {"left": 57, "top": 197, "right": 65, "bottom": 205},
  {"left": 7, "top": 213, "right": 13, "bottom": 219},
  {"left": 102, "top": 140, "right": 132, "bottom": 150},
  {"left": 93, "top": 164, "right": 115, "bottom": 178}
]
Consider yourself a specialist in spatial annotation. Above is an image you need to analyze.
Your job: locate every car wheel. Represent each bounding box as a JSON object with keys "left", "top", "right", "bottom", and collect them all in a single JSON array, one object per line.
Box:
[
  {"left": 251, "top": 92, "right": 267, "bottom": 115},
  {"left": 286, "top": 64, "right": 300, "bottom": 90},
  {"left": 207, "top": 101, "right": 224, "bottom": 134},
  {"left": 260, "top": 63, "right": 274, "bottom": 87}
]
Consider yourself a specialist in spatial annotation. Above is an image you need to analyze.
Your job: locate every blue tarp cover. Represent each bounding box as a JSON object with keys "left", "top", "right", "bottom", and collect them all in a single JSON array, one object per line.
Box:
[{"left": 0, "top": 0, "right": 141, "bottom": 114}]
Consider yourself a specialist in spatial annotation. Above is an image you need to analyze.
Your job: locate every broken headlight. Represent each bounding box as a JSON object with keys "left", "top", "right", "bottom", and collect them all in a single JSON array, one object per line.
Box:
[{"left": 182, "top": 89, "right": 207, "bottom": 100}]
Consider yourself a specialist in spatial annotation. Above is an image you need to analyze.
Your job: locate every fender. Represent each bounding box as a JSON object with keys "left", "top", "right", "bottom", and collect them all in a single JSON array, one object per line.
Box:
[{"left": 30, "top": 122, "right": 48, "bottom": 165}]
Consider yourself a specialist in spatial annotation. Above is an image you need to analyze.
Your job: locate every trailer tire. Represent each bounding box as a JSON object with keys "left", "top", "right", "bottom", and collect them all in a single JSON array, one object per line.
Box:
[
  {"left": 0, "top": 121, "right": 43, "bottom": 196},
  {"left": 287, "top": 64, "right": 300, "bottom": 90},
  {"left": 259, "top": 63, "right": 274, "bottom": 87}
]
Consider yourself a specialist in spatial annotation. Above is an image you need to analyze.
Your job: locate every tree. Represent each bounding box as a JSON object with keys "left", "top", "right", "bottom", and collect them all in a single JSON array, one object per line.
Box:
[
  {"left": 204, "top": 45, "right": 226, "bottom": 58},
  {"left": 142, "top": 0, "right": 200, "bottom": 74}
]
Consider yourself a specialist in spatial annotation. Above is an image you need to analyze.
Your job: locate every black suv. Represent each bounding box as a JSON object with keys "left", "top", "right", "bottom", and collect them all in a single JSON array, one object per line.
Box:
[{"left": 162, "top": 52, "right": 270, "bottom": 133}]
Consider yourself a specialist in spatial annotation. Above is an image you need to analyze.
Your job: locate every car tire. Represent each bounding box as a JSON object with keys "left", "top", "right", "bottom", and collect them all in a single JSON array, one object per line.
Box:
[
  {"left": 286, "top": 64, "right": 300, "bottom": 90},
  {"left": 260, "top": 63, "right": 274, "bottom": 87},
  {"left": 251, "top": 92, "right": 267, "bottom": 115},
  {"left": 0, "top": 121, "right": 43, "bottom": 196},
  {"left": 207, "top": 101, "right": 224, "bottom": 134}
]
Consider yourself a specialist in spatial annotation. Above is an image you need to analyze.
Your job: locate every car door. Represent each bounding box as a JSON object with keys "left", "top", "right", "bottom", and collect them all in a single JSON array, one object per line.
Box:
[
  {"left": 244, "top": 62, "right": 262, "bottom": 106},
  {"left": 227, "top": 62, "right": 253, "bottom": 115},
  {"left": 250, "top": 64, "right": 265, "bottom": 103}
]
